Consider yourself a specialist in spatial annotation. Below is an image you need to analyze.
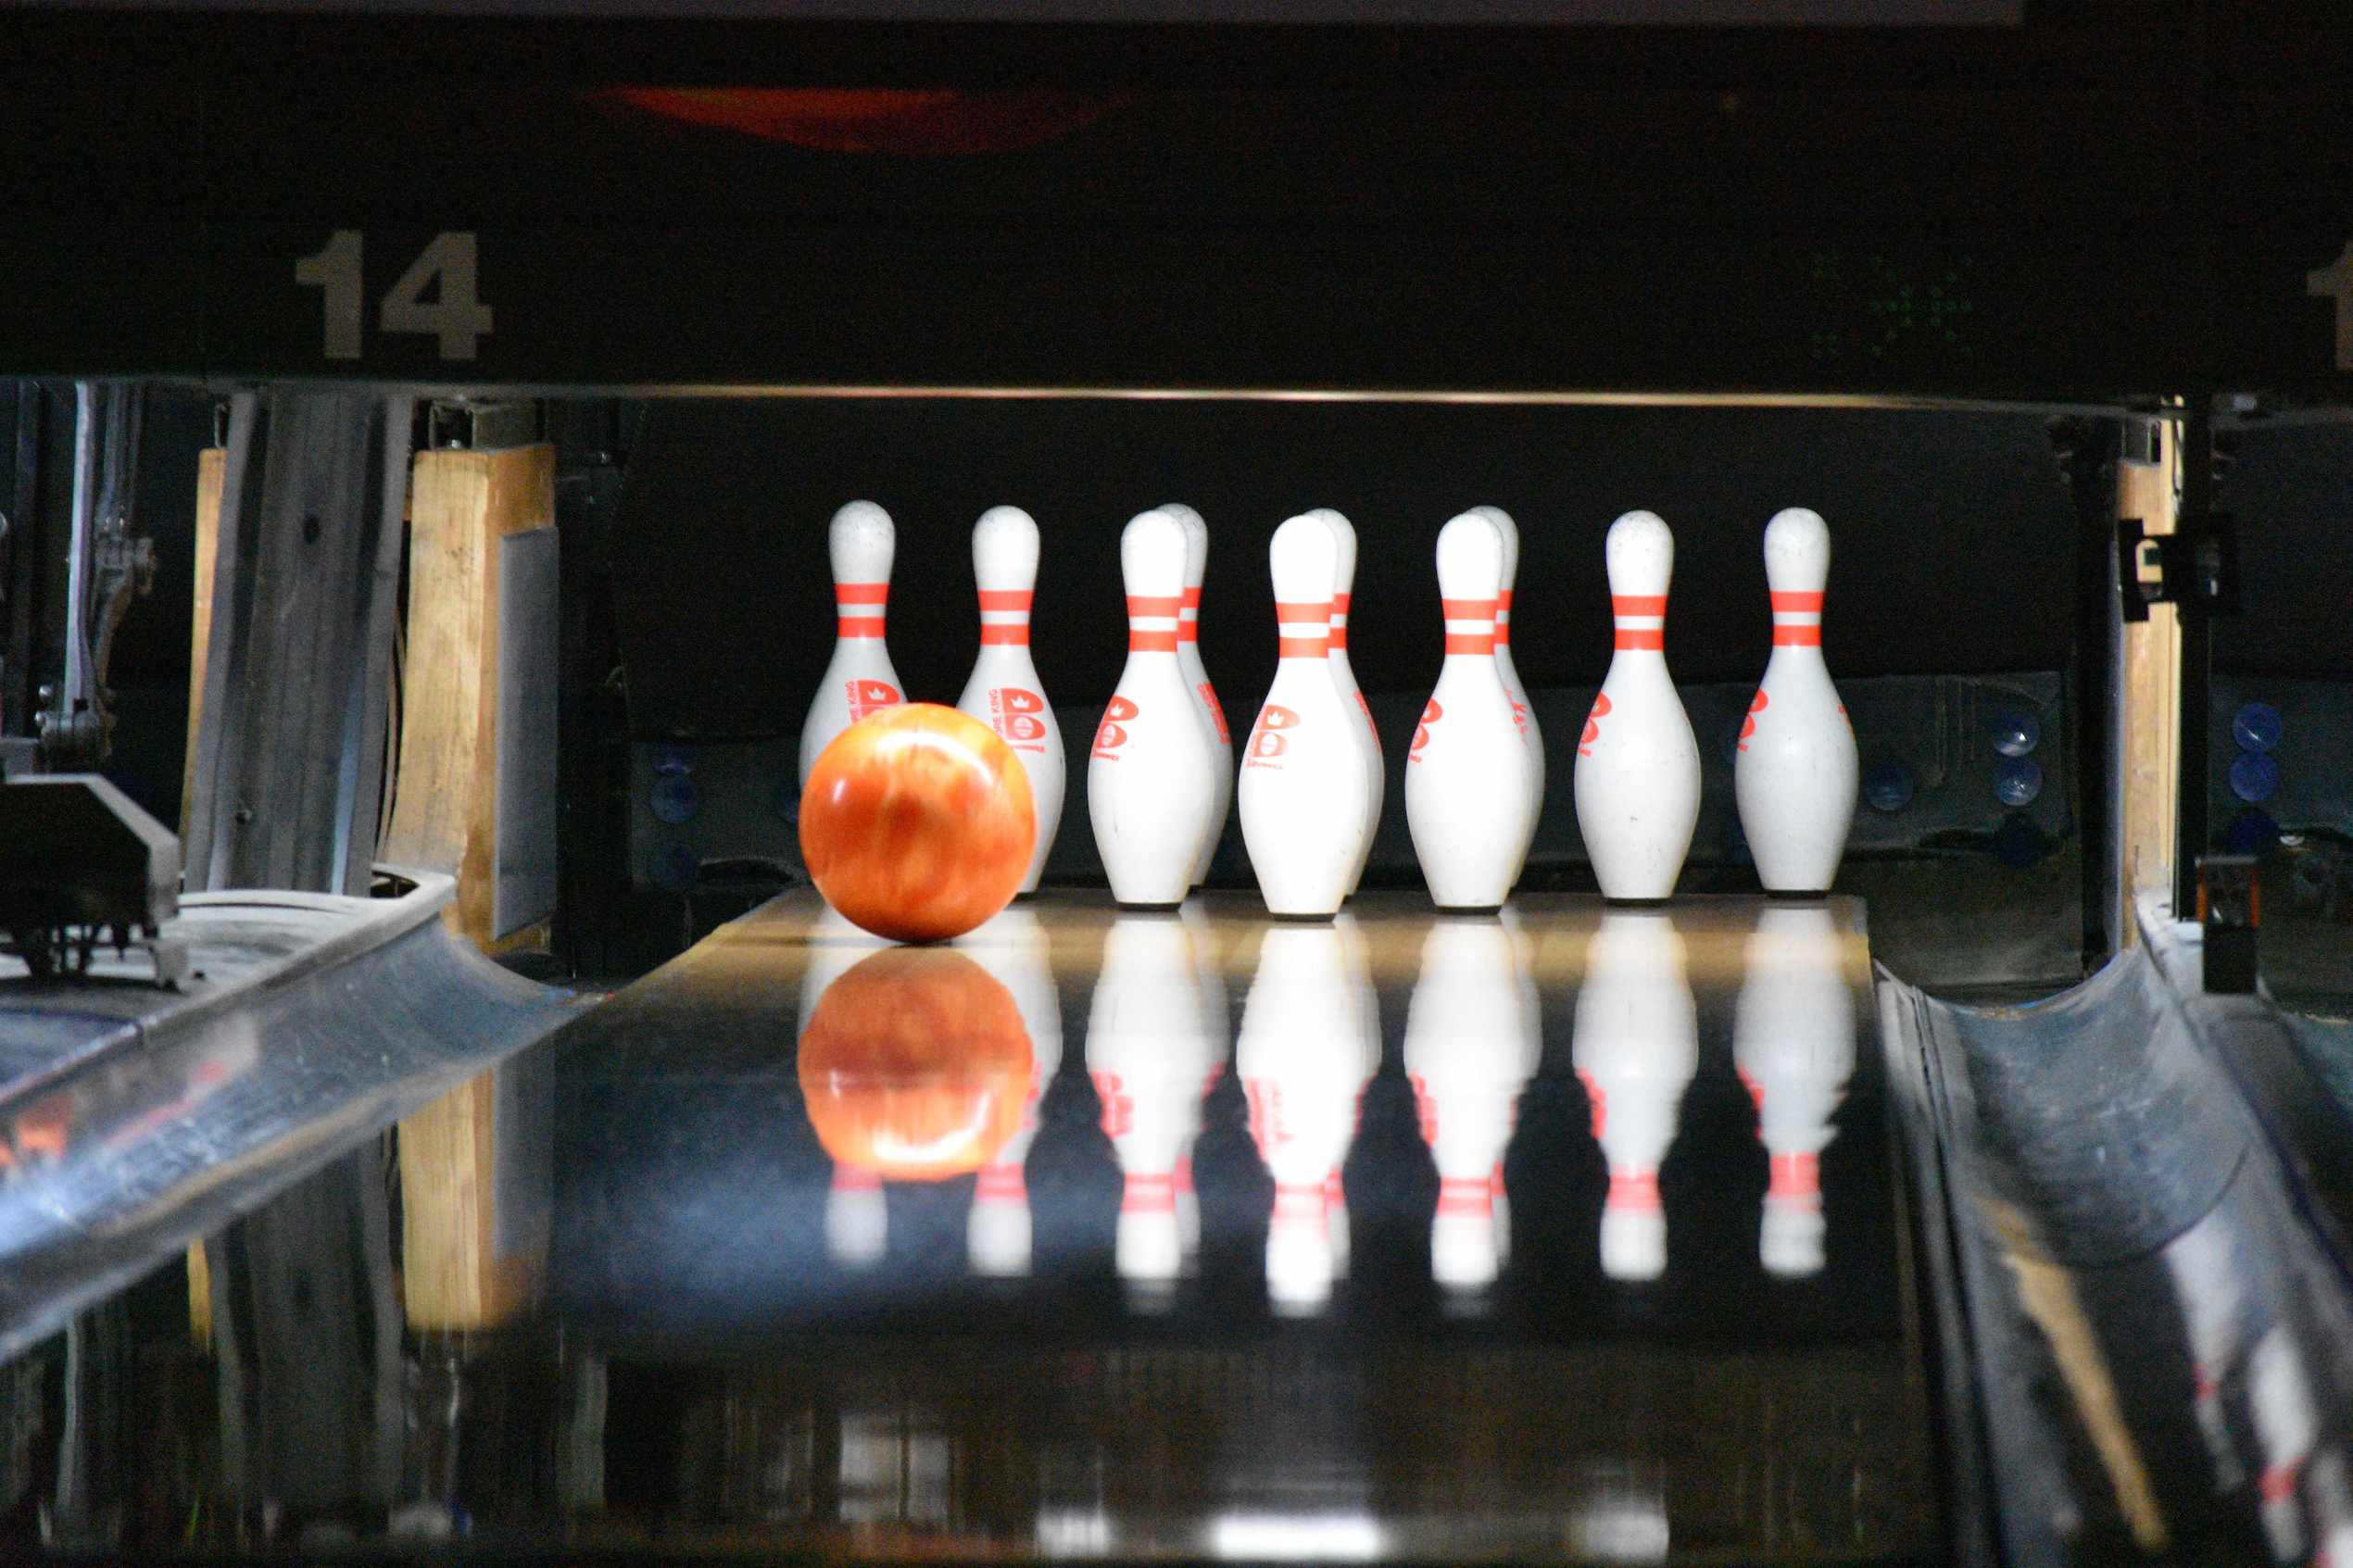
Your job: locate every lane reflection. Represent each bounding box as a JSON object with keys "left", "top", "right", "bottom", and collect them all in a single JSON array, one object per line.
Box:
[
  {"left": 1732, "top": 903, "right": 1856, "bottom": 1281},
  {"left": 1403, "top": 917, "right": 1537, "bottom": 1295},
  {"left": 1572, "top": 910, "right": 1696, "bottom": 1283},
  {"left": 1238, "top": 922, "right": 1377, "bottom": 1314},
  {"left": 956, "top": 907, "right": 1063, "bottom": 1277}
]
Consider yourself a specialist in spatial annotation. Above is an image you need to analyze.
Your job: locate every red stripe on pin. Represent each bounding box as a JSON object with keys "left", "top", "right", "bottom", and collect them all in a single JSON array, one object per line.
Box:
[
  {"left": 1274, "top": 600, "right": 1331, "bottom": 621},
  {"left": 1332, "top": 592, "right": 1351, "bottom": 614},
  {"left": 1130, "top": 630, "right": 1179, "bottom": 653},
  {"left": 1445, "top": 633, "right": 1495, "bottom": 655},
  {"left": 1441, "top": 597, "right": 1498, "bottom": 619},
  {"left": 977, "top": 589, "right": 1032, "bottom": 611},
  {"left": 1773, "top": 626, "right": 1822, "bottom": 646},
  {"left": 1327, "top": 625, "right": 1348, "bottom": 650},
  {"left": 1612, "top": 594, "right": 1667, "bottom": 615},
  {"left": 1770, "top": 591, "right": 1825, "bottom": 612},
  {"left": 1178, "top": 621, "right": 1200, "bottom": 643},
  {"left": 837, "top": 617, "right": 886, "bottom": 637},
  {"left": 1126, "top": 594, "right": 1183, "bottom": 617},
  {"left": 979, "top": 625, "right": 1028, "bottom": 645},
  {"left": 836, "top": 583, "right": 889, "bottom": 606},
  {"left": 1493, "top": 621, "right": 1511, "bottom": 647},
  {"left": 1278, "top": 635, "right": 1327, "bottom": 659},
  {"left": 1614, "top": 628, "right": 1664, "bottom": 650},
  {"left": 1182, "top": 587, "right": 1202, "bottom": 608}
]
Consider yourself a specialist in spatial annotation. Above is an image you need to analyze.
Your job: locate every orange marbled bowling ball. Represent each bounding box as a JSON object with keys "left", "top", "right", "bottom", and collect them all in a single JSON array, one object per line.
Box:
[
  {"left": 799, "top": 703, "right": 1036, "bottom": 942},
  {"left": 798, "top": 947, "right": 1035, "bottom": 1180}
]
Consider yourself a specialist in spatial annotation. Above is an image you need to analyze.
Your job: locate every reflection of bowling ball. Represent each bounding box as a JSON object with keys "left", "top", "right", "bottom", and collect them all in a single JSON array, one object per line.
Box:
[
  {"left": 800, "top": 704, "right": 1036, "bottom": 942},
  {"left": 799, "top": 947, "right": 1035, "bottom": 1181}
]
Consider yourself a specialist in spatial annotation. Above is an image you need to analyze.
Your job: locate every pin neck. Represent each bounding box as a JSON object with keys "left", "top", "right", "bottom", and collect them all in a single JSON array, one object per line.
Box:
[
  {"left": 1610, "top": 592, "right": 1667, "bottom": 653},
  {"left": 1769, "top": 589, "right": 1823, "bottom": 647},
  {"left": 1327, "top": 592, "right": 1350, "bottom": 652},
  {"left": 837, "top": 582, "right": 887, "bottom": 638},
  {"left": 977, "top": 587, "right": 1032, "bottom": 646},
  {"left": 1178, "top": 585, "right": 1202, "bottom": 644},
  {"left": 1275, "top": 599, "right": 1331, "bottom": 659},
  {"left": 1494, "top": 588, "right": 1513, "bottom": 648},
  {"left": 1441, "top": 596, "right": 1497, "bottom": 658},
  {"left": 1126, "top": 592, "right": 1182, "bottom": 654}
]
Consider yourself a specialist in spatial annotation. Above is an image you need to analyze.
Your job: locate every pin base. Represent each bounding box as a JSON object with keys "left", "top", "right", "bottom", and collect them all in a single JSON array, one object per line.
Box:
[
  {"left": 1264, "top": 909, "right": 1340, "bottom": 923},
  {"left": 1114, "top": 899, "right": 1184, "bottom": 913},
  {"left": 1599, "top": 895, "right": 1675, "bottom": 909},
  {"left": 1764, "top": 888, "right": 1832, "bottom": 901},
  {"left": 1433, "top": 904, "right": 1504, "bottom": 917}
]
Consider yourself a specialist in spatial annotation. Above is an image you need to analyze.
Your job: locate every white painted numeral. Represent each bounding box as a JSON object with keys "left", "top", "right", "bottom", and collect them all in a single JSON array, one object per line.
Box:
[
  {"left": 293, "top": 231, "right": 496, "bottom": 362},
  {"left": 379, "top": 232, "right": 495, "bottom": 362},
  {"left": 2307, "top": 239, "right": 2353, "bottom": 370},
  {"left": 293, "top": 229, "right": 364, "bottom": 360}
]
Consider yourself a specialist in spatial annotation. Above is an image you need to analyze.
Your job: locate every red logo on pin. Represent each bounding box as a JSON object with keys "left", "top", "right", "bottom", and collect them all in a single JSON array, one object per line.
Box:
[
  {"left": 848, "top": 679, "right": 901, "bottom": 721},
  {"left": 1092, "top": 696, "right": 1139, "bottom": 759},
  {"left": 1409, "top": 698, "right": 1441, "bottom": 759}
]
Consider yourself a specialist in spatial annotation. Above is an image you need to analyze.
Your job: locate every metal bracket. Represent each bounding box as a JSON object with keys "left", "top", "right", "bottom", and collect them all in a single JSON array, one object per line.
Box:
[
  {"left": 422, "top": 399, "right": 541, "bottom": 453},
  {"left": 2118, "top": 511, "right": 2239, "bottom": 622}
]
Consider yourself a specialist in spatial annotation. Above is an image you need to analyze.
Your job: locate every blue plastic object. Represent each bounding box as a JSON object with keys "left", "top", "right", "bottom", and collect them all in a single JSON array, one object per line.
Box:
[
  {"left": 2231, "top": 701, "right": 2284, "bottom": 754},
  {"left": 1993, "top": 755, "right": 2043, "bottom": 807},
  {"left": 2229, "top": 750, "right": 2281, "bottom": 805},
  {"left": 2221, "top": 808, "right": 2281, "bottom": 855},
  {"left": 651, "top": 771, "right": 699, "bottom": 825},
  {"left": 1989, "top": 709, "right": 2041, "bottom": 758},
  {"left": 648, "top": 844, "right": 700, "bottom": 892},
  {"left": 654, "top": 743, "right": 696, "bottom": 777},
  {"left": 1864, "top": 760, "right": 1918, "bottom": 813}
]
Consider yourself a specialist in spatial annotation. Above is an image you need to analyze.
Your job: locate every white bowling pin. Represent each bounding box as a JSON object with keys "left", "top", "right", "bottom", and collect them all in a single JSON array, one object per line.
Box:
[
  {"left": 955, "top": 906, "right": 1063, "bottom": 1277},
  {"left": 957, "top": 506, "right": 1066, "bottom": 895},
  {"left": 1238, "top": 515, "right": 1378, "bottom": 917},
  {"left": 2249, "top": 1326, "right": 2321, "bottom": 1562},
  {"left": 2161, "top": 1212, "right": 2250, "bottom": 1491},
  {"left": 1731, "top": 902, "right": 1856, "bottom": 1279},
  {"left": 1403, "top": 917, "right": 1540, "bottom": 1292},
  {"left": 1088, "top": 913, "right": 1218, "bottom": 1302},
  {"left": 799, "top": 501, "right": 905, "bottom": 785},
  {"left": 1573, "top": 511, "right": 1701, "bottom": 901},
  {"left": 1572, "top": 909, "right": 1697, "bottom": 1281},
  {"left": 1161, "top": 504, "right": 1234, "bottom": 887},
  {"left": 1315, "top": 509, "right": 1385, "bottom": 897},
  {"left": 1734, "top": 508, "right": 1858, "bottom": 895},
  {"left": 1473, "top": 506, "right": 1544, "bottom": 879},
  {"left": 1237, "top": 923, "right": 1372, "bottom": 1313},
  {"left": 1406, "top": 511, "right": 1541, "bottom": 911},
  {"left": 825, "top": 1163, "right": 887, "bottom": 1268},
  {"left": 1091, "top": 510, "right": 1226, "bottom": 908}
]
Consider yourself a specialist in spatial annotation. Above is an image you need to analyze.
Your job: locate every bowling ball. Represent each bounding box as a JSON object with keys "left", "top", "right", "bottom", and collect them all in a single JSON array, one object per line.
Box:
[
  {"left": 799, "top": 947, "right": 1035, "bottom": 1181},
  {"left": 800, "top": 703, "right": 1036, "bottom": 942}
]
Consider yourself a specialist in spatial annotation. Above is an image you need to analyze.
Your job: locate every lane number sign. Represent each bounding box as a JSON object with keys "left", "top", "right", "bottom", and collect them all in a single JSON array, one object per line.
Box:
[{"left": 294, "top": 231, "right": 495, "bottom": 362}]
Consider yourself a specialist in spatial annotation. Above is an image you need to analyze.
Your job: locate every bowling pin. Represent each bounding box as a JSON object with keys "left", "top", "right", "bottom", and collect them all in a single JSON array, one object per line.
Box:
[
  {"left": 957, "top": 506, "right": 1066, "bottom": 895},
  {"left": 1573, "top": 511, "right": 1701, "bottom": 901},
  {"left": 956, "top": 906, "right": 1063, "bottom": 1277},
  {"left": 1315, "top": 508, "right": 1385, "bottom": 896},
  {"left": 1161, "top": 504, "right": 1234, "bottom": 887},
  {"left": 1572, "top": 909, "right": 1697, "bottom": 1281},
  {"left": 824, "top": 1163, "right": 888, "bottom": 1269},
  {"left": 1238, "top": 515, "right": 1378, "bottom": 918},
  {"left": 1087, "top": 913, "right": 1218, "bottom": 1302},
  {"left": 2249, "top": 1326, "right": 2321, "bottom": 1562},
  {"left": 1472, "top": 507, "right": 1545, "bottom": 879},
  {"left": 1406, "top": 510, "right": 1541, "bottom": 911},
  {"left": 1237, "top": 923, "right": 1372, "bottom": 1313},
  {"left": 1403, "top": 917, "right": 1539, "bottom": 1292},
  {"left": 799, "top": 501, "right": 905, "bottom": 784},
  {"left": 1731, "top": 902, "right": 1856, "bottom": 1279},
  {"left": 1734, "top": 508, "right": 1858, "bottom": 895},
  {"left": 2161, "top": 1212, "right": 2251, "bottom": 1491},
  {"left": 1091, "top": 510, "right": 1226, "bottom": 908}
]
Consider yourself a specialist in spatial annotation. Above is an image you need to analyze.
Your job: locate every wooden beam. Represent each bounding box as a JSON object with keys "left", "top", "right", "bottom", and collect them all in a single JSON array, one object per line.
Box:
[
  {"left": 382, "top": 443, "right": 559, "bottom": 1331},
  {"left": 183, "top": 445, "right": 224, "bottom": 1346},
  {"left": 2115, "top": 419, "right": 2181, "bottom": 944}
]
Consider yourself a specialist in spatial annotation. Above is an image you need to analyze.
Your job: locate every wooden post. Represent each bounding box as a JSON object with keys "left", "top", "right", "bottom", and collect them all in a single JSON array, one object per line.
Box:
[
  {"left": 184, "top": 445, "right": 225, "bottom": 1347},
  {"left": 2116, "top": 418, "right": 2182, "bottom": 944},
  {"left": 383, "top": 443, "right": 560, "bottom": 1331}
]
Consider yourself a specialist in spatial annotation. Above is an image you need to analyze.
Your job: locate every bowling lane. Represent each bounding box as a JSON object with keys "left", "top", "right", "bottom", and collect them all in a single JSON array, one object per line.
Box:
[{"left": 550, "top": 889, "right": 1940, "bottom": 1562}]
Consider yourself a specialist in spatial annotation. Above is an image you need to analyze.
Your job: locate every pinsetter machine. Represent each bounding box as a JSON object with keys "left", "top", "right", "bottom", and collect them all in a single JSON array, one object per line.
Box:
[{"left": 0, "top": 4, "right": 2349, "bottom": 1564}]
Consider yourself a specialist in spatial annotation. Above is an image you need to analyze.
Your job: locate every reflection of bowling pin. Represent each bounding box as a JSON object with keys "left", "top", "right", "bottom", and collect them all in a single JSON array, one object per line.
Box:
[
  {"left": 956, "top": 907, "right": 1063, "bottom": 1276},
  {"left": 1734, "top": 508, "right": 1858, "bottom": 895},
  {"left": 2160, "top": 1213, "right": 2250, "bottom": 1490},
  {"left": 2308, "top": 1445, "right": 2353, "bottom": 1568},
  {"left": 957, "top": 506, "right": 1065, "bottom": 894},
  {"left": 1091, "top": 510, "right": 1225, "bottom": 908},
  {"left": 1315, "top": 509, "right": 1384, "bottom": 897},
  {"left": 1237, "top": 924, "right": 1372, "bottom": 1312},
  {"left": 1088, "top": 914, "right": 1217, "bottom": 1301},
  {"left": 1731, "top": 903, "right": 1856, "bottom": 1279},
  {"left": 1239, "top": 515, "right": 1378, "bottom": 917},
  {"left": 1160, "top": 505, "right": 1234, "bottom": 888},
  {"left": 1403, "top": 918, "right": 1540, "bottom": 1291},
  {"left": 1328, "top": 912, "right": 1384, "bottom": 1275},
  {"left": 1473, "top": 506, "right": 1543, "bottom": 880},
  {"left": 1573, "top": 511, "right": 1700, "bottom": 900},
  {"left": 2248, "top": 1326, "right": 2321, "bottom": 1562},
  {"left": 801, "top": 903, "right": 894, "bottom": 1267},
  {"left": 1178, "top": 897, "right": 1232, "bottom": 1257},
  {"left": 1407, "top": 510, "right": 1541, "bottom": 911},
  {"left": 1572, "top": 910, "right": 1697, "bottom": 1280},
  {"left": 799, "top": 502, "right": 905, "bottom": 784}
]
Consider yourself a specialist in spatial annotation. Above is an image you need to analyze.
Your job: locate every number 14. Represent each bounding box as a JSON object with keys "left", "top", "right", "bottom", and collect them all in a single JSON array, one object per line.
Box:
[{"left": 294, "top": 230, "right": 496, "bottom": 362}]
